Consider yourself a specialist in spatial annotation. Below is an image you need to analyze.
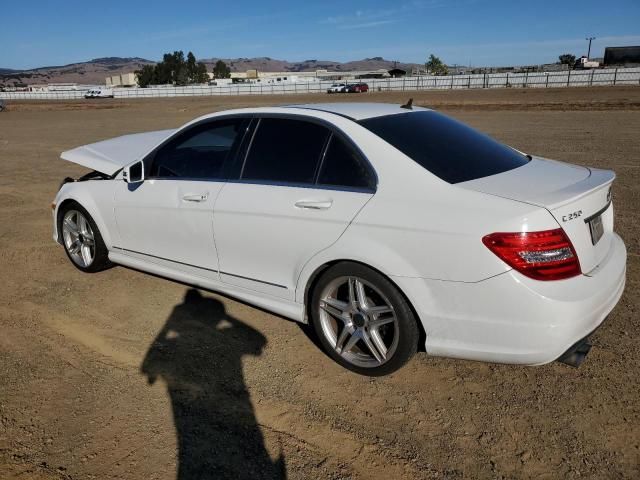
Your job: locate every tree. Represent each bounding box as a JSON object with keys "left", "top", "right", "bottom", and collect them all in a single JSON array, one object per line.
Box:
[
  {"left": 425, "top": 54, "right": 448, "bottom": 76},
  {"left": 194, "top": 62, "right": 209, "bottom": 84},
  {"left": 558, "top": 54, "right": 576, "bottom": 67},
  {"left": 154, "top": 50, "right": 186, "bottom": 84},
  {"left": 186, "top": 51, "right": 197, "bottom": 82},
  {"left": 212, "top": 60, "right": 231, "bottom": 79},
  {"left": 175, "top": 65, "right": 189, "bottom": 86},
  {"left": 135, "top": 50, "right": 211, "bottom": 86},
  {"left": 135, "top": 64, "right": 156, "bottom": 88}
]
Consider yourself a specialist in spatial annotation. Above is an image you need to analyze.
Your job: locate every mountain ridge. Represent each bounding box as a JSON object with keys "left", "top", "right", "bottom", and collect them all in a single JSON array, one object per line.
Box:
[{"left": 1, "top": 56, "right": 421, "bottom": 86}]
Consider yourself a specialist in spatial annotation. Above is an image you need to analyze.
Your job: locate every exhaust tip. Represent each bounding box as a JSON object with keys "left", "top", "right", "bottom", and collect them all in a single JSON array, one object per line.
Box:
[{"left": 558, "top": 339, "right": 592, "bottom": 368}]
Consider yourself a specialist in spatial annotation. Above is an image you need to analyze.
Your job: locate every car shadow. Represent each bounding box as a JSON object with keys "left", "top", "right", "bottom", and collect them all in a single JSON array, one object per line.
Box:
[{"left": 141, "top": 289, "right": 286, "bottom": 479}]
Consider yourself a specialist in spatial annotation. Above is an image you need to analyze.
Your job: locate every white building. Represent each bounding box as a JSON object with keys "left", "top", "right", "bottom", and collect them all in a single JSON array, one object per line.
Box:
[
  {"left": 106, "top": 72, "right": 138, "bottom": 87},
  {"left": 227, "top": 68, "right": 390, "bottom": 84},
  {"left": 28, "top": 83, "right": 82, "bottom": 92}
]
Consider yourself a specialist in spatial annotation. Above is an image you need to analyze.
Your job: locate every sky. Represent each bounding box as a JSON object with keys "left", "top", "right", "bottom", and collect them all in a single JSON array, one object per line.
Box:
[{"left": 1, "top": 0, "right": 639, "bottom": 70}]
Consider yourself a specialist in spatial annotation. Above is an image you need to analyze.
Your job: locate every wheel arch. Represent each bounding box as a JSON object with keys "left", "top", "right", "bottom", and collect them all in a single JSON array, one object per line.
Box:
[
  {"left": 300, "top": 258, "right": 427, "bottom": 351},
  {"left": 55, "top": 191, "right": 114, "bottom": 248}
]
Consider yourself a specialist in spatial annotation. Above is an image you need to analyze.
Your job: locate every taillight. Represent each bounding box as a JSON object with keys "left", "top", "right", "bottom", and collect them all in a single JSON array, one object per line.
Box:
[{"left": 482, "top": 228, "right": 581, "bottom": 281}]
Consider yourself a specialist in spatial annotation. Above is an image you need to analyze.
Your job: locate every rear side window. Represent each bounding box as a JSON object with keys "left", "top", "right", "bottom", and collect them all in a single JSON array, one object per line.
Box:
[
  {"left": 150, "top": 119, "right": 246, "bottom": 179},
  {"left": 242, "top": 118, "right": 329, "bottom": 184},
  {"left": 359, "top": 111, "right": 529, "bottom": 184},
  {"left": 318, "top": 135, "right": 375, "bottom": 190}
]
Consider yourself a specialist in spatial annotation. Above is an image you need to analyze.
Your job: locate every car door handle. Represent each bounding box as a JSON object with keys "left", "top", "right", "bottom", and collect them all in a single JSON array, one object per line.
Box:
[
  {"left": 294, "top": 199, "right": 333, "bottom": 210},
  {"left": 182, "top": 193, "right": 209, "bottom": 202}
]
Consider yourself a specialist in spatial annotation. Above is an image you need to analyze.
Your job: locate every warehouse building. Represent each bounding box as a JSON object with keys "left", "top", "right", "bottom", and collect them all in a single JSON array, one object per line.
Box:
[
  {"left": 604, "top": 46, "right": 640, "bottom": 66},
  {"left": 105, "top": 72, "right": 138, "bottom": 87},
  {"left": 229, "top": 68, "right": 391, "bottom": 83}
]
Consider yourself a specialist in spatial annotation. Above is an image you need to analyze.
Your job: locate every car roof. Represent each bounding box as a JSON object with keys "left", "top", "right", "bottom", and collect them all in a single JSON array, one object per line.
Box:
[
  {"left": 284, "top": 102, "right": 429, "bottom": 121},
  {"left": 186, "top": 102, "right": 431, "bottom": 128}
]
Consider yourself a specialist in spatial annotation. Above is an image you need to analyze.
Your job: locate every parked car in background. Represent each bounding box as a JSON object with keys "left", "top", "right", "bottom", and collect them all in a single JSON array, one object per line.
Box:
[
  {"left": 85, "top": 88, "right": 114, "bottom": 99},
  {"left": 347, "top": 83, "right": 369, "bottom": 93},
  {"left": 52, "top": 102, "right": 626, "bottom": 376},
  {"left": 327, "top": 83, "right": 347, "bottom": 94}
]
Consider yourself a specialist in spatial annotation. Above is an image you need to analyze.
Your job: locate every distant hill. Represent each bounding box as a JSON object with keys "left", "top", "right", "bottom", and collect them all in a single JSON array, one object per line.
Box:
[
  {"left": 0, "top": 57, "right": 154, "bottom": 87},
  {"left": 0, "top": 56, "right": 421, "bottom": 87},
  {"left": 200, "top": 56, "right": 421, "bottom": 74}
]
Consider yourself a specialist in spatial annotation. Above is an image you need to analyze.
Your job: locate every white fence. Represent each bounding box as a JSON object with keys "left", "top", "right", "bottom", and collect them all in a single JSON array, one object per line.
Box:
[{"left": 2, "top": 67, "right": 639, "bottom": 100}]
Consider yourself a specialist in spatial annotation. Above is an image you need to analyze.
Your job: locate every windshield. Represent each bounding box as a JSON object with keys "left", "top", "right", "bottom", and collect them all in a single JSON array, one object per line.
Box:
[{"left": 359, "top": 111, "right": 529, "bottom": 184}]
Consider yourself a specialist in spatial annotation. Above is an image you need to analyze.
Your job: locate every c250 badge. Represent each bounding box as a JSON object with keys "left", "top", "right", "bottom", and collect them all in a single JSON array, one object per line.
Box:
[{"left": 562, "top": 210, "right": 583, "bottom": 222}]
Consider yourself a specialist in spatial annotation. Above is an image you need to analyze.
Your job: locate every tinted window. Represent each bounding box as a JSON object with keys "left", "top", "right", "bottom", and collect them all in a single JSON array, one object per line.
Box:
[
  {"left": 150, "top": 119, "right": 246, "bottom": 179},
  {"left": 242, "top": 118, "right": 329, "bottom": 184},
  {"left": 318, "top": 135, "right": 375, "bottom": 190},
  {"left": 359, "top": 111, "right": 529, "bottom": 184}
]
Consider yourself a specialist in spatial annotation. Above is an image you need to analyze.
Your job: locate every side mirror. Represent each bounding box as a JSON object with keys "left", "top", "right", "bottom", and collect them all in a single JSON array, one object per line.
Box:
[{"left": 123, "top": 160, "right": 144, "bottom": 184}]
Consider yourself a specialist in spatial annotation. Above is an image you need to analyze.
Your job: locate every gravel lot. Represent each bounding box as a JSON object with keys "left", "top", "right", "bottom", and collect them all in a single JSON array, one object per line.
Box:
[{"left": 0, "top": 87, "right": 638, "bottom": 479}]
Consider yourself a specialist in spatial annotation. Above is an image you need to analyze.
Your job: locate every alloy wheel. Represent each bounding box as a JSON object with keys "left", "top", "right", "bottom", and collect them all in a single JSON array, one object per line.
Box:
[
  {"left": 62, "top": 209, "right": 95, "bottom": 268},
  {"left": 318, "top": 276, "right": 399, "bottom": 368}
]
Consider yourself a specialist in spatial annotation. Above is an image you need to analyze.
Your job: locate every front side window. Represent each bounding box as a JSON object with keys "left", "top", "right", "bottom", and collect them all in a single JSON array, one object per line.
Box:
[
  {"left": 317, "top": 135, "right": 375, "bottom": 190},
  {"left": 359, "top": 111, "right": 529, "bottom": 184},
  {"left": 241, "top": 118, "right": 330, "bottom": 184},
  {"left": 150, "top": 118, "right": 247, "bottom": 179}
]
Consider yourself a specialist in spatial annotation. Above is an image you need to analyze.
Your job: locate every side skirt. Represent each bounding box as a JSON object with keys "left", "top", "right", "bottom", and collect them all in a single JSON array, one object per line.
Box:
[{"left": 108, "top": 251, "right": 306, "bottom": 323}]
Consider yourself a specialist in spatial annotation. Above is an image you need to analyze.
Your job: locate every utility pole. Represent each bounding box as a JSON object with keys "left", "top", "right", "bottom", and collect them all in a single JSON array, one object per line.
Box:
[{"left": 586, "top": 36, "right": 596, "bottom": 59}]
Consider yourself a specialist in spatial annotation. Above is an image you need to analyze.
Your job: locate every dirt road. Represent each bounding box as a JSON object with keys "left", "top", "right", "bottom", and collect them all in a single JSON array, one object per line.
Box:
[{"left": 1, "top": 87, "right": 639, "bottom": 479}]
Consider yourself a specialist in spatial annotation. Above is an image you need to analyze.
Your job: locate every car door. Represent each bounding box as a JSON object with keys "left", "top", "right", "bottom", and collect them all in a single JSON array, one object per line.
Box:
[
  {"left": 113, "top": 117, "right": 250, "bottom": 279},
  {"left": 213, "top": 116, "right": 377, "bottom": 300}
]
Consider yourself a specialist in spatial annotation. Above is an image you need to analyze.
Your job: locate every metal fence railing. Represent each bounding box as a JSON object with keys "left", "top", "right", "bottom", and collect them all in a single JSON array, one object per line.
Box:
[{"left": 2, "top": 67, "right": 639, "bottom": 100}]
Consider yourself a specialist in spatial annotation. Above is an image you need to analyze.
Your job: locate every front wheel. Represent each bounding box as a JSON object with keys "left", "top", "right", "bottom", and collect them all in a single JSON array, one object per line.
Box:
[
  {"left": 59, "top": 202, "right": 112, "bottom": 272},
  {"left": 310, "top": 262, "right": 419, "bottom": 376}
]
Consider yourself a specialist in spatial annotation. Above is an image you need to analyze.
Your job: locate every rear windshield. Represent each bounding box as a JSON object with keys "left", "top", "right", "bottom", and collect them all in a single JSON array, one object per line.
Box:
[{"left": 359, "top": 111, "right": 529, "bottom": 184}]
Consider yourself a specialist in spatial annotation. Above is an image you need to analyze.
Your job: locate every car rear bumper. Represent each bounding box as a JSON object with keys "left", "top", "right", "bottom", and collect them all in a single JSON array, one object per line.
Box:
[{"left": 393, "top": 233, "right": 627, "bottom": 365}]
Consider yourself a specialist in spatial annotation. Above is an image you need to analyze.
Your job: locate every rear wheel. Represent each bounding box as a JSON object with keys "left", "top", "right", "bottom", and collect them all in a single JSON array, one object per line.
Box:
[
  {"left": 59, "top": 202, "right": 112, "bottom": 272},
  {"left": 310, "top": 262, "right": 419, "bottom": 376}
]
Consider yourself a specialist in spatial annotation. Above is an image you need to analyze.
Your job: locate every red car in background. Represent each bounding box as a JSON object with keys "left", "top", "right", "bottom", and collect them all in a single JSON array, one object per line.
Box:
[{"left": 347, "top": 83, "right": 369, "bottom": 93}]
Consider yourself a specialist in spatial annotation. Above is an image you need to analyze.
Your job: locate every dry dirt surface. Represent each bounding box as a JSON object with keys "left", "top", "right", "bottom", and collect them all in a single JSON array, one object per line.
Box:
[{"left": 0, "top": 87, "right": 639, "bottom": 480}]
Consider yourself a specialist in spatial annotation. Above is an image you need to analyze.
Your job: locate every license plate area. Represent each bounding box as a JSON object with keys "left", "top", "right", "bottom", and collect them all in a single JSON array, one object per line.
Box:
[{"left": 588, "top": 214, "right": 604, "bottom": 245}]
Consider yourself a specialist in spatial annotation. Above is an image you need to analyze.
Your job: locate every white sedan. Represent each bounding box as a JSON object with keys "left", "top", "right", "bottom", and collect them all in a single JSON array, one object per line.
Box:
[
  {"left": 327, "top": 83, "right": 347, "bottom": 93},
  {"left": 84, "top": 88, "right": 114, "bottom": 99},
  {"left": 52, "top": 102, "right": 627, "bottom": 375}
]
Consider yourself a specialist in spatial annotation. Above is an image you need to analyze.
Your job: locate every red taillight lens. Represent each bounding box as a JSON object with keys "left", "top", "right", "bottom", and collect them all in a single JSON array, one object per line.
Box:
[{"left": 482, "top": 228, "right": 581, "bottom": 281}]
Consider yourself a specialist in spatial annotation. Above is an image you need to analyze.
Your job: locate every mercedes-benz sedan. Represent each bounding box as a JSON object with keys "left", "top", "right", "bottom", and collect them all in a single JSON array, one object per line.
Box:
[{"left": 52, "top": 102, "right": 626, "bottom": 375}]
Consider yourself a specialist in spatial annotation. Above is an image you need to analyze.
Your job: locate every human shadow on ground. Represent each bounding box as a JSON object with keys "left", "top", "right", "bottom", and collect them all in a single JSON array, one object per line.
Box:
[{"left": 141, "top": 289, "right": 286, "bottom": 479}]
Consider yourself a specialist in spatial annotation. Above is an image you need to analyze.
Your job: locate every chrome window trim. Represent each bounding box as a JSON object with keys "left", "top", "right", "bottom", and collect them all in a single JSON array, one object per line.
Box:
[
  {"left": 224, "top": 178, "right": 376, "bottom": 194},
  {"left": 313, "top": 132, "right": 334, "bottom": 185},
  {"left": 239, "top": 117, "right": 261, "bottom": 180}
]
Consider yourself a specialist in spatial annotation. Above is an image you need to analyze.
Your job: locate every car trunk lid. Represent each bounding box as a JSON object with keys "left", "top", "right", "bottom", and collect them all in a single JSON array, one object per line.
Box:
[{"left": 459, "top": 157, "right": 615, "bottom": 274}]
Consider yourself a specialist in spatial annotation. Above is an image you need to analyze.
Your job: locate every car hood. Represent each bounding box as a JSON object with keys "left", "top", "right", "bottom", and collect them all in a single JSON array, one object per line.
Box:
[{"left": 60, "top": 129, "right": 176, "bottom": 175}]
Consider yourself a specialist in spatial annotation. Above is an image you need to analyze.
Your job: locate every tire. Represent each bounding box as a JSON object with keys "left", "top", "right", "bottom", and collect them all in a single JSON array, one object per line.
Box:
[
  {"left": 310, "top": 262, "right": 419, "bottom": 376},
  {"left": 58, "top": 201, "right": 112, "bottom": 273}
]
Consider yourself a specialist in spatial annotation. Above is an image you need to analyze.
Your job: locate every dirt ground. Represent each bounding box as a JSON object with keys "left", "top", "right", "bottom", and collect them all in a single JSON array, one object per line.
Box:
[{"left": 0, "top": 87, "right": 639, "bottom": 479}]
